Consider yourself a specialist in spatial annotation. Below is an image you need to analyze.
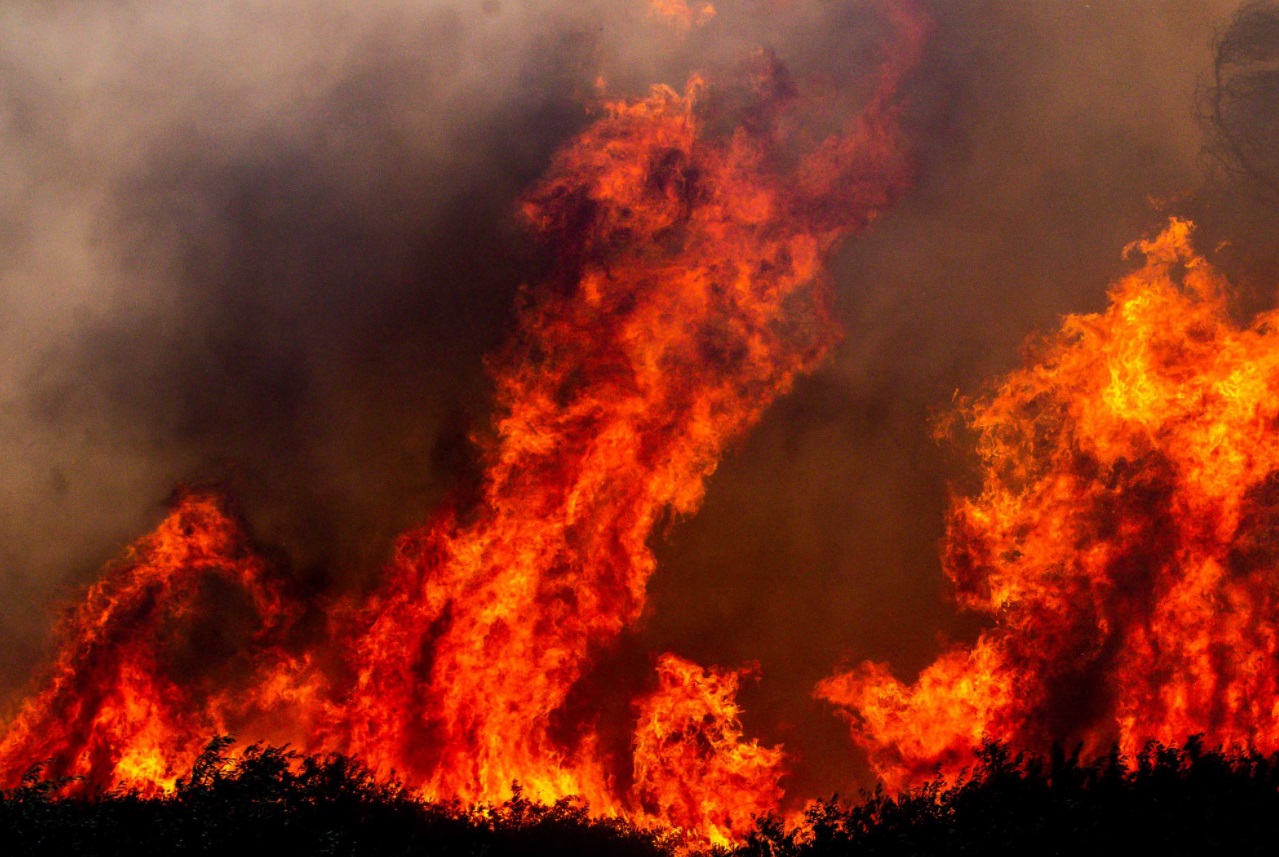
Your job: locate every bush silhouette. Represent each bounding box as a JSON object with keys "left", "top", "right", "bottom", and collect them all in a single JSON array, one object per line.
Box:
[
  {"left": 0, "top": 737, "right": 663, "bottom": 857},
  {"left": 733, "top": 737, "right": 1279, "bottom": 857},
  {"left": 5, "top": 736, "right": 1279, "bottom": 855}
]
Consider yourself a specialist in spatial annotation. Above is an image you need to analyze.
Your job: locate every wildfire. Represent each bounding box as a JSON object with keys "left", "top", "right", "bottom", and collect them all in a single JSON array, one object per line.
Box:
[
  {"left": 820, "top": 219, "right": 1279, "bottom": 789},
  {"left": 13, "top": 0, "right": 1279, "bottom": 836},
  {"left": 632, "top": 655, "right": 784, "bottom": 847},
  {"left": 649, "top": 0, "right": 717, "bottom": 31},
  {"left": 0, "top": 1, "right": 923, "bottom": 845},
  {"left": 0, "top": 491, "right": 295, "bottom": 794},
  {"left": 330, "top": 3, "right": 921, "bottom": 827}
]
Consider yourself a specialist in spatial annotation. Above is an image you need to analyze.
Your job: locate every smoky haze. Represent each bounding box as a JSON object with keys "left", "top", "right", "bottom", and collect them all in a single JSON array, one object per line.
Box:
[{"left": 0, "top": 0, "right": 1269, "bottom": 803}]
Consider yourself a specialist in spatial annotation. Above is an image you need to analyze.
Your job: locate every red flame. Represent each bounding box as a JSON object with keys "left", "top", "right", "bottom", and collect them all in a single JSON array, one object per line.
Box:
[
  {"left": 632, "top": 655, "right": 784, "bottom": 847},
  {"left": 333, "top": 19, "right": 920, "bottom": 813},
  {"left": 820, "top": 219, "right": 1279, "bottom": 789},
  {"left": 0, "top": 491, "right": 295, "bottom": 794},
  {"left": 0, "top": 3, "right": 923, "bottom": 844},
  {"left": 649, "top": 0, "right": 717, "bottom": 31}
]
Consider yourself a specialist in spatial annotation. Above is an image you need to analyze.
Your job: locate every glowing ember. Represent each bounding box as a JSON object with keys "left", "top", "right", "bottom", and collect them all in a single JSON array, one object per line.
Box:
[{"left": 820, "top": 219, "right": 1279, "bottom": 789}]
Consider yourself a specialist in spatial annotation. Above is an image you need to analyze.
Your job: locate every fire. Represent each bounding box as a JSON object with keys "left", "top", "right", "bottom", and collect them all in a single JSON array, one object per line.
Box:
[
  {"left": 0, "top": 2, "right": 924, "bottom": 844},
  {"left": 649, "top": 0, "right": 717, "bottom": 31},
  {"left": 0, "top": 491, "right": 294, "bottom": 794},
  {"left": 820, "top": 219, "right": 1279, "bottom": 789},
  {"left": 332, "top": 5, "right": 921, "bottom": 827},
  {"left": 632, "top": 655, "right": 784, "bottom": 848}
]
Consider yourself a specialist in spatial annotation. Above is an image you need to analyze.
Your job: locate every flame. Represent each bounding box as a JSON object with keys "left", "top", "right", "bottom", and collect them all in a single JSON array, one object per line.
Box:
[
  {"left": 820, "top": 219, "right": 1279, "bottom": 789},
  {"left": 649, "top": 0, "right": 717, "bottom": 31},
  {"left": 0, "top": 3, "right": 924, "bottom": 845},
  {"left": 333, "top": 8, "right": 921, "bottom": 818},
  {"left": 0, "top": 491, "right": 294, "bottom": 794},
  {"left": 632, "top": 655, "right": 784, "bottom": 847}
]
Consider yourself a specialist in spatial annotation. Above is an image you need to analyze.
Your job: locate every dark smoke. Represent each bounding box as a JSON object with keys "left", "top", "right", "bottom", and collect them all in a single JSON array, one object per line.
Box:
[
  {"left": 1190, "top": 1, "right": 1279, "bottom": 317},
  {"left": 0, "top": 0, "right": 629, "bottom": 698},
  {"left": 1, "top": 0, "right": 1272, "bottom": 805}
]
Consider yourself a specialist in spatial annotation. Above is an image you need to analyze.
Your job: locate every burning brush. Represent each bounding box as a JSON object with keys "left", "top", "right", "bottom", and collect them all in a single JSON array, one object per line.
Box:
[
  {"left": 0, "top": 1, "right": 923, "bottom": 847},
  {"left": 8, "top": 0, "right": 1279, "bottom": 850},
  {"left": 822, "top": 218, "right": 1279, "bottom": 790}
]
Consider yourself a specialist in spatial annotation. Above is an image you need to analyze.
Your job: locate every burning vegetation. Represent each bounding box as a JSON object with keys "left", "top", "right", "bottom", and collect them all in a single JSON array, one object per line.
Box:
[
  {"left": 0, "top": 491, "right": 298, "bottom": 796},
  {"left": 10, "top": 0, "right": 1279, "bottom": 852},
  {"left": 8, "top": 735, "right": 1279, "bottom": 856},
  {"left": 821, "top": 219, "right": 1279, "bottom": 789},
  {"left": 0, "top": 1, "right": 923, "bottom": 847}
]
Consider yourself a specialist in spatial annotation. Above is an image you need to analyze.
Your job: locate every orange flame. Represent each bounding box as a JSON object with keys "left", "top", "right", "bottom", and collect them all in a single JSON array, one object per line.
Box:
[
  {"left": 0, "top": 3, "right": 924, "bottom": 845},
  {"left": 632, "top": 655, "right": 784, "bottom": 847},
  {"left": 649, "top": 0, "right": 717, "bottom": 31},
  {"left": 0, "top": 491, "right": 295, "bottom": 794},
  {"left": 820, "top": 219, "right": 1279, "bottom": 789},
  {"left": 334, "top": 9, "right": 921, "bottom": 819}
]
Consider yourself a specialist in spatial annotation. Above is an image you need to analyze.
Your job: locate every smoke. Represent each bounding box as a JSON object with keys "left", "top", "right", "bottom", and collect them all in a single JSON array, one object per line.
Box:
[
  {"left": 1, "top": 0, "right": 1272, "bottom": 803},
  {"left": 0, "top": 0, "right": 621, "bottom": 685},
  {"left": 1191, "top": 1, "right": 1279, "bottom": 317}
]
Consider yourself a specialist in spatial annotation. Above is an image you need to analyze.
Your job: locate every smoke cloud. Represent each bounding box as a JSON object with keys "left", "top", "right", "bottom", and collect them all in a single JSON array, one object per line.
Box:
[{"left": 1, "top": 0, "right": 1272, "bottom": 802}]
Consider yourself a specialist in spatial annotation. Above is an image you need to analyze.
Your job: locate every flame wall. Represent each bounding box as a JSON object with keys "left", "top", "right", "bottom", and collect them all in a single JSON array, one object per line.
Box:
[{"left": 2, "top": 0, "right": 1278, "bottom": 809}]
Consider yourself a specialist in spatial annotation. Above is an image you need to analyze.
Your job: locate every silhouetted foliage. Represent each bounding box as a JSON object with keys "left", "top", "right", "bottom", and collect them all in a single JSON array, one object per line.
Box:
[
  {"left": 0, "top": 737, "right": 663, "bottom": 856},
  {"left": 734, "top": 737, "right": 1279, "bottom": 857},
  {"left": 5, "top": 737, "right": 1279, "bottom": 855}
]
